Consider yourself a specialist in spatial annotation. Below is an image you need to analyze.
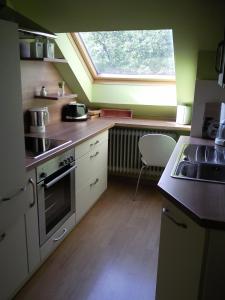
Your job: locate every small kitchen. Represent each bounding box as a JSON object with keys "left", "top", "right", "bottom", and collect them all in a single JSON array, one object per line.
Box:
[{"left": 1, "top": 1, "right": 225, "bottom": 300}]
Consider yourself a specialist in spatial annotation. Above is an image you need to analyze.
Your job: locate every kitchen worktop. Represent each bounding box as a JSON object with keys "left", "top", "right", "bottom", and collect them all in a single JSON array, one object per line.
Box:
[
  {"left": 158, "top": 135, "right": 225, "bottom": 230},
  {"left": 25, "top": 117, "right": 190, "bottom": 170}
]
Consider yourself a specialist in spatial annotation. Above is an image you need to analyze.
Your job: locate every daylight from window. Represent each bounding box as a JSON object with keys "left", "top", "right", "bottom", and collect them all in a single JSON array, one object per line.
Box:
[{"left": 78, "top": 30, "right": 176, "bottom": 79}]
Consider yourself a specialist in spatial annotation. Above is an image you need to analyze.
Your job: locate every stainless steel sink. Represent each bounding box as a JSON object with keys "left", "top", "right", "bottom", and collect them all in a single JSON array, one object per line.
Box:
[{"left": 171, "top": 144, "right": 225, "bottom": 184}]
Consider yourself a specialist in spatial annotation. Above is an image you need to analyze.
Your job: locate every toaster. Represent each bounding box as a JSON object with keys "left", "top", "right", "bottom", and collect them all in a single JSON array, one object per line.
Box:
[{"left": 62, "top": 102, "right": 88, "bottom": 121}]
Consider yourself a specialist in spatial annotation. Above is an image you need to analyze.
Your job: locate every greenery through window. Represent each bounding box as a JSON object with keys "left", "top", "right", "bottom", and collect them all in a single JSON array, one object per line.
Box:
[{"left": 75, "top": 30, "right": 176, "bottom": 81}]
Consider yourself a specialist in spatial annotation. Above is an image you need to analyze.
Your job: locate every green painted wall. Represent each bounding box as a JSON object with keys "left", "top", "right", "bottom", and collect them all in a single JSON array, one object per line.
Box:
[
  {"left": 92, "top": 83, "right": 176, "bottom": 106},
  {"left": 12, "top": 0, "right": 225, "bottom": 118},
  {"left": 55, "top": 33, "right": 92, "bottom": 102}
]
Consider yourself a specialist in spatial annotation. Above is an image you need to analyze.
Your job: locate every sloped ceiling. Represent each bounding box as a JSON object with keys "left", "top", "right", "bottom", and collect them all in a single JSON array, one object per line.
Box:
[
  {"left": 10, "top": 0, "right": 225, "bottom": 116},
  {"left": 11, "top": 0, "right": 225, "bottom": 44}
]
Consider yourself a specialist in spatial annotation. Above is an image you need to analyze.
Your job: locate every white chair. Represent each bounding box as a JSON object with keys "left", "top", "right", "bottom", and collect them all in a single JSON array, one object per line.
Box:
[{"left": 134, "top": 134, "right": 176, "bottom": 200}]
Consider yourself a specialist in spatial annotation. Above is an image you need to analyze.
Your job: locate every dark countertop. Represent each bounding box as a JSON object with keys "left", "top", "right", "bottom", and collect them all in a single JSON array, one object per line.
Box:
[
  {"left": 25, "top": 117, "right": 190, "bottom": 170},
  {"left": 158, "top": 136, "right": 225, "bottom": 230}
]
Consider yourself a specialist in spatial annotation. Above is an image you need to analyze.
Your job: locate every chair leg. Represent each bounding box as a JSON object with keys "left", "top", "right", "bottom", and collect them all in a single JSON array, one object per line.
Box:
[{"left": 133, "top": 165, "right": 146, "bottom": 201}]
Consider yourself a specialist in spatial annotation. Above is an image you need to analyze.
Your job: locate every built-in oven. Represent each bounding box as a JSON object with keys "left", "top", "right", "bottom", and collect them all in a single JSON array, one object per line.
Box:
[{"left": 36, "top": 148, "right": 75, "bottom": 246}]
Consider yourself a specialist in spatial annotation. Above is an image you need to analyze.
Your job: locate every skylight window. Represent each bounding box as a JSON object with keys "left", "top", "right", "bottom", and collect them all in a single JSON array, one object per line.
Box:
[{"left": 72, "top": 30, "right": 176, "bottom": 82}]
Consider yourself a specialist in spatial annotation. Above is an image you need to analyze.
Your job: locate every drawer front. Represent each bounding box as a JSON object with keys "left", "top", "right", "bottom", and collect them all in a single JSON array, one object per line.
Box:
[
  {"left": 76, "top": 140, "right": 108, "bottom": 191},
  {"left": 0, "top": 216, "right": 28, "bottom": 300},
  {"left": 75, "top": 130, "right": 108, "bottom": 160},
  {"left": 76, "top": 168, "right": 107, "bottom": 223},
  {"left": 40, "top": 213, "right": 75, "bottom": 261}
]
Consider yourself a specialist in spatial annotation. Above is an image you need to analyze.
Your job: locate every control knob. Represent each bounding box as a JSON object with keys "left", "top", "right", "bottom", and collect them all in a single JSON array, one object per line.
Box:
[
  {"left": 40, "top": 172, "right": 47, "bottom": 178},
  {"left": 59, "top": 161, "right": 65, "bottom": 167}
]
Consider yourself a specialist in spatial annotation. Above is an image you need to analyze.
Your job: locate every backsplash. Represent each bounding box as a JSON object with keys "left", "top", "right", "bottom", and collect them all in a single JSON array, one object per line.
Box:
[{"left": 20, "top": 60, "right": 75, "bottom": 132}]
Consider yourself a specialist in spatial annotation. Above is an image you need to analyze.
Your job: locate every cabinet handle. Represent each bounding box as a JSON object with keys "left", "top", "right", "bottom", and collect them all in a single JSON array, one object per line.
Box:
[
  {"left": 162, "top": 207, "right": 187, "bottom": 229},
  {"left": 28, "top": 178, "right": 36, "bottom": 207},
  {"left": 90, "top": 140, "right": 100, "bottom": 147},
  {"left": 0, "top": 232, "right": 6, "bottom": 243},
  {"left": 53, "top": 228, "right": 67, "bottom": 242},
  {"left": 90, "top": 151, "right": 99, "bottom": 159},
  {"left": 90, "top": 178, "right": 99, "bottom": 187},
  {"left": 1, "top": 184, "right": 26, "bottom": 202}
]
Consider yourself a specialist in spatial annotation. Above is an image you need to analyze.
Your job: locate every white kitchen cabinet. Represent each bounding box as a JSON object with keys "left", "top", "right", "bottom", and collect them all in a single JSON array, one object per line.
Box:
[
  {"left": 156, "top": 199, "right": 205, "bottom": 300},
  {"left": 75, "top": 131, "right": 108, "bottom": 223},
  {"left": 25, "top": 170, "right": 41, "bottom": 274},
  {"left": 76, "top": 168, "right": 107, "bottom": 223},
  {"left": 0, "top": 216, "right": 28, "bottom": 300},
  {"left": 0, "top": 20, "right": 26, "bottom": 201}
]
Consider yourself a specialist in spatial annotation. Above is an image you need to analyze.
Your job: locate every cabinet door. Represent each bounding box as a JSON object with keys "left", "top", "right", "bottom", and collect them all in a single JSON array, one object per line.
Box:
[
  {"left": 0, "top": 217, "right": 28, "bottom": 300},
  {"left": 156, "top": 200, "right": 205, "bottom": 300},
  {"left": 76, "top": 168, "right": 107, "bottom": 223},
  {"left": 0, "top": 20, "right": 26, "bottom": 200}
]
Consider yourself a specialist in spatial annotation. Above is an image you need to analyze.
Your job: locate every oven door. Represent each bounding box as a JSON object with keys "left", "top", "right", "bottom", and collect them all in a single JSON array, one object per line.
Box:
[{"left": 37, "top": 163, "right": 75, "bottom": 246}]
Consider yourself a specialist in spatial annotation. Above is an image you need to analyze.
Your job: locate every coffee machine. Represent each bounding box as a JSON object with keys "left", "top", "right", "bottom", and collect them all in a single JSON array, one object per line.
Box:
[
  {"left": 29, "top": 107, "right": 49, "bottom": 133},
  {"left": 215, "top": 102, "right": 225, "bottom": 146}
]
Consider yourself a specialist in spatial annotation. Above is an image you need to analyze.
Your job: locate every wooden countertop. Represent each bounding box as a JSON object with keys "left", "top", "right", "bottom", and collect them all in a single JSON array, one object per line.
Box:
[
  {"left": 25, "top": 117, "right": 190, "bottom": 170},
  {"left": 158, "top": 136, "right": 225, "bottom": 230}
]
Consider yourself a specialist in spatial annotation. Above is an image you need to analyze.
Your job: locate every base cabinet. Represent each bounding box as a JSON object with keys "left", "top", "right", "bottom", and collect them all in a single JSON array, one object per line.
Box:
[
  {"left": 0, "top": 216, "right": 28, "bottom": 300},
  {"left": 156, "top": 199, "right": 225, "bottom": 300},
  {"left": 75, "top": 131, "right": 108, "bottom": 223},
  {"left": 76, "top": 168, "right": 107, "bottom": 223},
  {"left": 156, "top": 199, "right": 205, "bottom": 300}
]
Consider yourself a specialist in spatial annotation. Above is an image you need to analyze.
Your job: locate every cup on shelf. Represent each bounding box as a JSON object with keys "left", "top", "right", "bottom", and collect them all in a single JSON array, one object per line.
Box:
[{"left": 58, "top": 81, "right": 65, "bottom": 97}]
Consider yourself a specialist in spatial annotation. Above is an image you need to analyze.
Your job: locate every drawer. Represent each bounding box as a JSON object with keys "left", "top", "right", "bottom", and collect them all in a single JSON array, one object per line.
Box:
[
  {"left": 40, "top": 213, "right": 75, "bottom": 261},
  {"left": 0, "top": 216, "right": 28, "bottom": 300},
  {"left": 76, "top": 140, "right": 108, "bottom": 191},
  {"left": 76, "top": 168, "right": 107, "bottom": 223},
  {"left": 75, "top": 130, "right": 108, "bottom": 160}
]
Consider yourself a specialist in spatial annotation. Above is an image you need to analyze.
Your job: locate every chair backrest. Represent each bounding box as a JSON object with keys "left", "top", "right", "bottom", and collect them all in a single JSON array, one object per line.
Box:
[{"left": 138, "top": 134, "right": 176, "bottom": 167}]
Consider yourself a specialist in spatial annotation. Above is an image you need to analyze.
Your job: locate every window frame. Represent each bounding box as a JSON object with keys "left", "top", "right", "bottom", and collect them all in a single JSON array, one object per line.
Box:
[{"left": 71, "top": 32, "right": 176, "bottom": 84}]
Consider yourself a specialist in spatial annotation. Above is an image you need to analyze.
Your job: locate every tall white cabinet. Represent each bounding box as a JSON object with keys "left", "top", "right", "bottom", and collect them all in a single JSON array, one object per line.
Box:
[{"left": 0, "top": 20, "right": 26, "bottom": 213}]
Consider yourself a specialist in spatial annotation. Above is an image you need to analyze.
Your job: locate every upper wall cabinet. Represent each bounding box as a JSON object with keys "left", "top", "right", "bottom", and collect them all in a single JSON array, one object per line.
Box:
[{"left": 0, "top": 20, "right": 26, "bottom": 201}]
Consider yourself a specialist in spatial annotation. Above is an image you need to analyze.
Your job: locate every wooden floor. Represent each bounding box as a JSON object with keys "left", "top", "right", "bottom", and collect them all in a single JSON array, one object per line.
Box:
[{"left": 14, "top": 177, "right": 164, "bottom": 300}]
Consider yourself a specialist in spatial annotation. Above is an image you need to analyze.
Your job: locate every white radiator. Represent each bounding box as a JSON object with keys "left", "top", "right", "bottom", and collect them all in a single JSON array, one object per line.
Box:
[{"left": 108, "top": 127, "right": 178, "bottom": 179}]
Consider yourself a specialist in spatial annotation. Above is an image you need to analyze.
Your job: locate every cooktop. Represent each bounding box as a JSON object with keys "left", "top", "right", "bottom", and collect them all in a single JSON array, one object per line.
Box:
[{"left": 25, "top": 136, "right": 72, "bottom": 159}]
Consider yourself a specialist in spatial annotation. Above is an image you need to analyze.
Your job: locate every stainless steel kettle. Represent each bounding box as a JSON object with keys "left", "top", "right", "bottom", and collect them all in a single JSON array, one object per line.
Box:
[{"left": 29, "top": 107, "right": 49, "bottom": 133}]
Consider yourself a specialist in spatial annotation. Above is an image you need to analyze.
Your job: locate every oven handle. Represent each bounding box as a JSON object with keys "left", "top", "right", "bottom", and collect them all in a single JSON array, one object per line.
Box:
[{"left": 44, "top": 165, "right": 77, "bottom": 189}]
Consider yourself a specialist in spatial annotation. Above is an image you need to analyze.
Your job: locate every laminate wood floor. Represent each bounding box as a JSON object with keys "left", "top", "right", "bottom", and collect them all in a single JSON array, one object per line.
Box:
[{"left": 14, "top": 177, "right": 164, "bottom": 300}]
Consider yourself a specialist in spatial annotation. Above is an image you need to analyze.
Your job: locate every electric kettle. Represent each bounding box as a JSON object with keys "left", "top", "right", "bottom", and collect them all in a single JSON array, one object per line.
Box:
[{"left": 29, "top": 107, "right": 49, "bottom": 133}]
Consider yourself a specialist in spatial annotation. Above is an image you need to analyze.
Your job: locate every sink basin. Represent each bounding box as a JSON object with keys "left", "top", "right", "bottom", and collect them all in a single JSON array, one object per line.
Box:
[{"left": 171, "top": 144, "right": 225, "bottom": 184}]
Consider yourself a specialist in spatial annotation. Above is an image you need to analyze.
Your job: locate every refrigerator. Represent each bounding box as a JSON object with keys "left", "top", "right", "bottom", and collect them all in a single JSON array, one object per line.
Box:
[{"left": 0, "top": 19, "right": 27, "bottom": 230}]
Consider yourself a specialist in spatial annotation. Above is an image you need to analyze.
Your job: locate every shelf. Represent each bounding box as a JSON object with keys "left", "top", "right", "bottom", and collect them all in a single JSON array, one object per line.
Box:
[
  {"left": 21, "top": 57, "right": 67, "bottom": 63},
  {"left": 34, "top": 93, "right": 78, "bottom": 100}
]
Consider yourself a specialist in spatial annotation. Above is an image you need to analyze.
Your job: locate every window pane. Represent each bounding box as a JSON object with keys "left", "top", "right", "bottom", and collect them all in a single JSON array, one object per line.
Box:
[{"left": 79, "top": 30, "right": 175, "bottom": 77}]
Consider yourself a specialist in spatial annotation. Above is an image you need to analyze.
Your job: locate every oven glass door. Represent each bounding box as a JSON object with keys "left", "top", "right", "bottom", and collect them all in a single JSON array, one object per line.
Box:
[{"left": 37, "top": 164, "right": 75, "bottom": 245}]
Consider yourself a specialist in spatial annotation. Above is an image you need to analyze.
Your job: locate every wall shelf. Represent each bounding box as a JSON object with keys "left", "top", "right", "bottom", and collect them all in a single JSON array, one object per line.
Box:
[
  {"left": 34, "top": 93, "right": 78, "bottom": 100},
  {"left": 21, "top": 57, "right": 67, "bottom": 63}
]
